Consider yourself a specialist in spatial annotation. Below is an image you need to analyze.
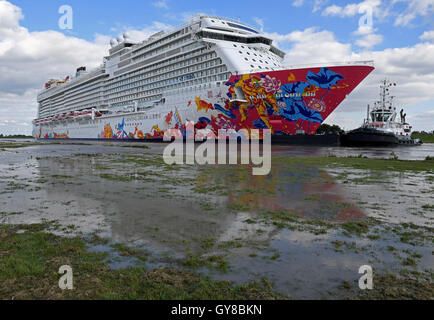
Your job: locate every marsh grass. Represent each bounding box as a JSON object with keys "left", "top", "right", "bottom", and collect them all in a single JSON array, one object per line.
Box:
[
  {"left": 0, "top": 224, "right": 283, "bottom": 300},
  {"left": 275, "top": 156, "right": 434, "bottom": 172}
]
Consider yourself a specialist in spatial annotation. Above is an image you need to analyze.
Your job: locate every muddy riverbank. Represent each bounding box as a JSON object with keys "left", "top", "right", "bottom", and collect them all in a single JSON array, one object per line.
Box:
[{"left": 0, "top": 140, "right": 433, "bottom": 299}]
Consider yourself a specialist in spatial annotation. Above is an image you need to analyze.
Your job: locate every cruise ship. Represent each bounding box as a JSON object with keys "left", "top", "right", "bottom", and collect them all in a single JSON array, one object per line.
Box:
[{"left": 33, "top": 15, "right": 374, "bottom": 141}]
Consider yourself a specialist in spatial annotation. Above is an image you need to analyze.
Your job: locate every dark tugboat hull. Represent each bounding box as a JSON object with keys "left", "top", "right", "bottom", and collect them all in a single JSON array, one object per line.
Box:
[{"left": 340, "top": 128, "right": 399, "bottom": 147}]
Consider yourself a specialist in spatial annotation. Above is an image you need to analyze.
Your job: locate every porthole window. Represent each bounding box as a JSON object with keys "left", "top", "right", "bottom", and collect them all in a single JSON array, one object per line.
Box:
[
  {"left": 244, "top": 58, "right": 248, "bottom": 61},
  {"left": 250, "top": 65, "right": 254, "bottom": 68}
]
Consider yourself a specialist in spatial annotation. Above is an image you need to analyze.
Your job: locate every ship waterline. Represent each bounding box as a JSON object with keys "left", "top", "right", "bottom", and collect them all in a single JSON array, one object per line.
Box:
[{"left": 33, "top": 16, "right": 374, "bottom": 140}]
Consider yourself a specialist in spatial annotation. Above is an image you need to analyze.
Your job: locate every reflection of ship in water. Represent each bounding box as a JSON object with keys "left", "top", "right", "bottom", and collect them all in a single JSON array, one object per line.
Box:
[
  {"left": 341, "top": 79, "right": 423, "bottom": 147},
  {"left": 193, "top": 164, "right": 365, "bottom": 221},
  {"left": 35, "top": 154, "right": 364, "bottom": 255},
  {"left": 35, "top": 156, "right": 277, "bottom": 253}
]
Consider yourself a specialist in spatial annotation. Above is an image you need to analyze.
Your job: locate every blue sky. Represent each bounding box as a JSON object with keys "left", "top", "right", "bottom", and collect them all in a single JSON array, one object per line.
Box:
[
  {"left": 1, "top": 0, "right": 433, "bottom": 134},
  {"left": 12, "top": 0, "right": 432, "bottom": 49}
]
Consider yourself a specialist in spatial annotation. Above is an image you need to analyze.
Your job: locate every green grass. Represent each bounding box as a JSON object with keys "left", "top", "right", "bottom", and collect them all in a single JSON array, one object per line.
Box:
[
  {"left": 341, "top": 222, "right": 369, "bottom": 235},
  {"left": 275, "top": 155, "right": 434, "bottom": 172},
  {"left": 99, "top": 173, "right": 134, "bottom": 182},
  {"left": 183, "top": 254, "right": 229, "bottom": 273},
  {"left": 412, "top": 132, "right": 434, "bottom": 143},
  {"left": 0, "top": 141, "right": 42, "bottom": 149},
  {"left": 0, "top": 224, "right": 283, "bottom": 300},
  {"left": 357, "top": 274, "right": 434, "bottom": 300}
]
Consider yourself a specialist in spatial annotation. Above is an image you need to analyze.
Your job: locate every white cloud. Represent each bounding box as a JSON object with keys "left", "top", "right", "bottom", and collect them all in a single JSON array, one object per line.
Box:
[
  {"left": 322, "top": 0, "right": 385, "bottom": 19},
  {"left": 267, "top": 26, "right": 434, "bottom": 130},
  {"left": 117, "top": 22, "right": 173, "bottom": 43},
  {"left": 322, "top": 4, "right": 359, "bottom": 17},
  {"left": 312, "top": 0, "right": 330, "bottom": 12},
  {"left": 355, "top": 33, "right": 384, "bottom": 48},
  {"left": 0, "top": 1, "right": 172, "bottom": 135},
  {"left": 321, "top": 1, "right": 384, "bottom": 49},
  {"left": 266, "top": 27, "right": 353, "bottom": 63},
  {"left": 292, "top": 0, "right": 304, "bottom": 7},
  {"left": 253, "top": 17, "right": 264, "bottom": 32},
  {"left": 322, "top": 4, "right": 345, "bottom": 16},
  {"left": 420, "top": 30, "right": 434, "bottom": 41},
  {"left": 394, "top": 0, "right": 434, "bottom": 26},
  {"left": 152, "top": 0, "right": 169, "bottom": 9}
]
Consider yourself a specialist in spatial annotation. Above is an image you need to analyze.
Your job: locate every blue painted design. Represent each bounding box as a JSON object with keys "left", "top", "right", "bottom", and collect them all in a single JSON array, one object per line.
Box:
[
  {"left": 198, "top": 117, "right": 211, "bottom": 123},
  {"left": 116, "top": 118, "right": 128, "bottom": 138},
  {"left": 214, "top": 104, "right": 236, "bottom": 119},
  {"left": 276, "top": 82, "right": 323, "bottom": 123},
  {"left": 306, "top": 68, "right": 344, "bottom": 89},
  {"left": 253, "top": 118, "right": 268, "bottom": 129}
]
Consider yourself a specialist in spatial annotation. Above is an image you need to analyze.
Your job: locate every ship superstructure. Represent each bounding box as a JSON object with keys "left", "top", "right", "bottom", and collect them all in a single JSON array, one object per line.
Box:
[
  {"left": 33, "top": 15, "right": 374, "bottom": 140},
  {"left": 341, "top": 79, "right": 422, "bottom": 146}
]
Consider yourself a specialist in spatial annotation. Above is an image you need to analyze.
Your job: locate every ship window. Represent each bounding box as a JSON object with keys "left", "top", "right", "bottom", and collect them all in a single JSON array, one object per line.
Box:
[
  {"left": 226, "top": 22, "right": 259, "bottom": 34},
  {"left": 244, "top": 58, "right": 248, "bottom": 61},
  {"left": 250, "top": 65, "right": 254, "bottom": 68}
]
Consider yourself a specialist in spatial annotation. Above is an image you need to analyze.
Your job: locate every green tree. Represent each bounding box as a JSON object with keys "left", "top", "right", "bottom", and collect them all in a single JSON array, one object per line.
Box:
[{"left": 316, "top": 124, "right": 343, "bottom": 134}]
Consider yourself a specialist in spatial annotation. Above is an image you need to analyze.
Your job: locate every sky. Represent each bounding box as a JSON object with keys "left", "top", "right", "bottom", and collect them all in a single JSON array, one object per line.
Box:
[{"left": 0, "top": 0, "right": 433, "bottom": 135}]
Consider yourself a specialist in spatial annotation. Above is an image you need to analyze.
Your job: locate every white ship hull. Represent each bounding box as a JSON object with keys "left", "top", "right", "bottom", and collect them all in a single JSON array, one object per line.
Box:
[{"left": 34, "top": 85, "right": 225, "bottom": 140}]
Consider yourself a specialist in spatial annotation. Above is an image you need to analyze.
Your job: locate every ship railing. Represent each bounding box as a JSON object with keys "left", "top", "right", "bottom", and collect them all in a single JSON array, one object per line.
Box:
[
  {"left": 37, "top": 66, "right": 106, "bottom": 99},
  {"left": 196, "top": 15, "right": 257, "bottom": 29},
  {"left": 134, "top": 15, "right": 259, "bottom": 52},
  {"left": 230, "top": 60, "right": 375, "bottom": 76},
  {"left": 284, "top": 60, "right": 374, "bottom": 69}
]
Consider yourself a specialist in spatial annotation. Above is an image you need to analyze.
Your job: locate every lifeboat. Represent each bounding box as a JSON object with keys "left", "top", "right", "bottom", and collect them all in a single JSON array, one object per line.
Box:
[
  {"left": 74, "top": 110, "right": 92, "bottom": 119},
  {"left": 82, "top": 110, "right": 92, "bottom": 119}
]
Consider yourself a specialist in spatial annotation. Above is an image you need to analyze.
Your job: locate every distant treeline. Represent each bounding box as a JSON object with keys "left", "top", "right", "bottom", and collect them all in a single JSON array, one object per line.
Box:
[
  {"left": 412, "top": 132, "right": 434, "bottom": 143},
  {"left": 315, "top": 124, "right": 344, "bottom": 134},
  {"left": 0, "top": 134, "right": 33, "bottom": 139}
]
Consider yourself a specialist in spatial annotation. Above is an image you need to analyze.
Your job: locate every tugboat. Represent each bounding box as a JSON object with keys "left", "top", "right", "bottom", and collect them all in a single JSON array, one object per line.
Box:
[{"left": 341, "top": 79, "right": 422, "bottom": 147}]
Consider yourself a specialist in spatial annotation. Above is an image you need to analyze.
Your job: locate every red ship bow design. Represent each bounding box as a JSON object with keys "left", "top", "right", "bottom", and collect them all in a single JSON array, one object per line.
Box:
[{"left": 212, "top": 64, "right": 374, "bottom": 135}]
